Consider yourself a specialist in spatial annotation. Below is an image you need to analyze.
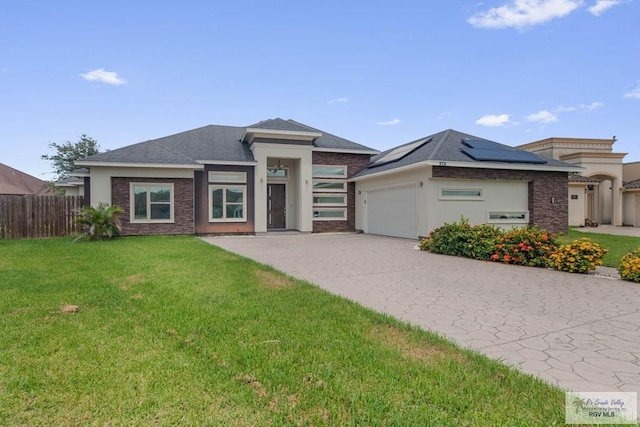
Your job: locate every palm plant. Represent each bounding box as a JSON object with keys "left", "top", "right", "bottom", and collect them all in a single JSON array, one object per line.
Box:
[{"left": 75, "top": 203, "right": 124, "bottom": 241}]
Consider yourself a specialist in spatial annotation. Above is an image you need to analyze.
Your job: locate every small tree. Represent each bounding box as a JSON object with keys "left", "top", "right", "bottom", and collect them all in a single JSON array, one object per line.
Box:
[
  {"left": 42, "top": 134, "right": 100, "bottom": 180},
  {"left": 75, "top": 203, "right": 124, "bottom": 241}
]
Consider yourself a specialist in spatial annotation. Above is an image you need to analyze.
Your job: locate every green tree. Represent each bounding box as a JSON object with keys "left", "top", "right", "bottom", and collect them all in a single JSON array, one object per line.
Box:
[{"left": 41, "top": 134, "right": 100, "bottom": 180}]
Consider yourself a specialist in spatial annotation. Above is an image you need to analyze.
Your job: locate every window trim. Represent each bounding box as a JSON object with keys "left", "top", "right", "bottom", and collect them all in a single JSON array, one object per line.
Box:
[
  {"left": 313, "top": 208, "right": 347, "bottom": 221},
  {"left": 208, "top": 185, "right": 247, "bottom": 223},
  {"left": 312, "top": 179, "right": 347, "bottom": 193},
  {"left": 439, "top": 187, "right": 484, "bottom": 200},
  {"left": 208, "top": 171, "right": 247, "bottom": 183},
  {"left": 313, "top": 193, "right": 347, "bottom": 207},
  {"left": 312, "top": 165, "right": 347, "bottom": 179},
  {"left": 130, "top": 183, "right": 175, "bottom": 223},
  {"left": 486, "top": 211, "right": 529, "bottom": 223}
]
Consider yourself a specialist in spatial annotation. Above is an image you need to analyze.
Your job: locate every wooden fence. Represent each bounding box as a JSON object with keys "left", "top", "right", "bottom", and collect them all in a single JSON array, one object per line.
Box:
[{"left": 0, "top": 195, "right": 84, "bottom": 239}]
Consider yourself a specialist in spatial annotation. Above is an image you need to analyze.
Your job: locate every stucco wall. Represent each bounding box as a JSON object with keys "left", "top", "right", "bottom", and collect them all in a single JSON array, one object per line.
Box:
[
  {"left": 568, "top": 184, "right": 586, "bottom": 226},
  {"left": 427, "top": 178, "right": 528, "bottom": 232},
  {"left": 112, "top": 177, "right": 194, "bottom": 236},
  {"left": 432, "top": 167, "right": 569, "bottom": 233}
]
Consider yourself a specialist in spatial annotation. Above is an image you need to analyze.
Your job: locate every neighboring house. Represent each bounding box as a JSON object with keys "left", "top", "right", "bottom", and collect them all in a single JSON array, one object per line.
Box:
[
  {"left": 518, "top": 137, "right": 626, "bottom": 227},
  {"left": 352, "top": 129, "right": 581, "bottom": 238},
  {"left": 54, "top": 168, "right": 90, "bottom": 196},
  {"left": 0, "top": 163, "right": 51, "bottom": 195},
  {"left": 76, "top": 119, "right": 378, "bottom": 236}
]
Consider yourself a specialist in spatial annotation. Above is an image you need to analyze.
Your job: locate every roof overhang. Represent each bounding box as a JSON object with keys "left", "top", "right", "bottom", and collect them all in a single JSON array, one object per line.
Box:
[
  {"left": 243, "top": 128, "right": 322, "bottom": 144},
  {"left": 75, "top": 161, "right": 203, "bottom": 170},
  {"left": 351, "top": 160, "right": 583, "bottom": 182},
  {"left": 196, "top": 160, "right": 257, "bottom": 166},
  {"left": 313, "top": 147, "right": 380, "bottom": 155}
]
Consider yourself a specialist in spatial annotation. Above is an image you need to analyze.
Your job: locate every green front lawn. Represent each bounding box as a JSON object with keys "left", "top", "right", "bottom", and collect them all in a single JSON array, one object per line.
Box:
[
  {"left": 560, "top": 229, "right": 640, "bottom": 267},
  {"left": 1, "top": 236, "right": 571, "bottom": 425}
]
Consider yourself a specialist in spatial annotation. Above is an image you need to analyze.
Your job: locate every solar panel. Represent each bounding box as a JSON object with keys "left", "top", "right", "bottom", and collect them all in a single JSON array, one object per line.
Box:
[
  {"left": 461, "top": 147, "right": 547, "bottom": 164},
  {"left": 461, "top": 139, "right": 506, "bottom": 151},
  {"left": 371, "top": 137, "right": 431, "bottom": 167}
]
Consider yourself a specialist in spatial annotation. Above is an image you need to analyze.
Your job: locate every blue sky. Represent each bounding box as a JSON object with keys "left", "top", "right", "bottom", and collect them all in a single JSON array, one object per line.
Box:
[{"left": 1, "top": 0, "right": 639, "bottom": 180}]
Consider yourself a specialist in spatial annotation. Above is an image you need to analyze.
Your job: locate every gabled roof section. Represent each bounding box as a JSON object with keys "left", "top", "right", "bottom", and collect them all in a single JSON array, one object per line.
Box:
[
  {"left": 248, "top": 118, "right": 378, "bottom": 152},
  {"left": 354, "top": 129, "right": 581, "bottom": 179},
  {"left": 77, "top": 125, "right": 255, "bottom": 167},
  {"left": 0, "top": 163, "right": 51, "bottom": 195}
]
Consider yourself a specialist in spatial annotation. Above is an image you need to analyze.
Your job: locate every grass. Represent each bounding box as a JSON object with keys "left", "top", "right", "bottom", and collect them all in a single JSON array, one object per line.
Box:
[
  {"left": 559, "top": 228, "right": 640, "bottom": 267},
  {"left": 0, "top": 236, "right": 580, "bottom": 425}
]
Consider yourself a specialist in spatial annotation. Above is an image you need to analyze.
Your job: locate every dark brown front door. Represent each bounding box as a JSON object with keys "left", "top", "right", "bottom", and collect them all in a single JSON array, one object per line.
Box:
[{"left": 267, "top": 183, "right": 286, "bottom": 229}]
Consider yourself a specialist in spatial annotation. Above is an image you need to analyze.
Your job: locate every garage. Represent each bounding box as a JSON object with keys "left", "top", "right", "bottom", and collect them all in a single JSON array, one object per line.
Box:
[{"left": 366, "top": 185, "right": 417, "bottom": 239}]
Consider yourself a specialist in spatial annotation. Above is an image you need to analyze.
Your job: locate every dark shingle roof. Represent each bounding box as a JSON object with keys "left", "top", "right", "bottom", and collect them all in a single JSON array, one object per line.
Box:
[
  {"left": 80, "top": 125, "right": 255, "bottom": 165},
  {"left": 355, "top": 129, "right": 579, "bottom": 178},
  {"left": 79, "top": 119, "right": 375, "bottom": 166}
]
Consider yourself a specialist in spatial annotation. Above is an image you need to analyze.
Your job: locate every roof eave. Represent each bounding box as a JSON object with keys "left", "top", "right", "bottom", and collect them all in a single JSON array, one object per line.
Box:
[
  {"left": 314, "top": 147, "right": 379, "bottom": 155},
  {"left": 75, "top": 161, "right": 203, "bottom": 170}
]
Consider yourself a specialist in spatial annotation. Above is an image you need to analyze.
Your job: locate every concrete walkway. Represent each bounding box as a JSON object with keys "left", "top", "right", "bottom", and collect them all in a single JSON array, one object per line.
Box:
[{"left": 203, "top": 233, "right": 640, "bottom": 400}]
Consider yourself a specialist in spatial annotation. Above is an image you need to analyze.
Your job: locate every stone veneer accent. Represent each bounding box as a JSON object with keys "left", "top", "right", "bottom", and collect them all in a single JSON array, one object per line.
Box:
[
  {"left": 432, "top": 166, "right": 569, "bottom": 233},
  {"left": 112, "top": 177, "right": 194, "bottom": 236},
  {"left": 312, "top": 152, "right": 372, "bottom": 233}
]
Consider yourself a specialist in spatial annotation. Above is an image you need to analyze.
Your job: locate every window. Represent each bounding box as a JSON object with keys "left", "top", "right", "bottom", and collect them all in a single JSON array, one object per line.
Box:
[
  {"left": 208, "top": 171, "right": 246, "bottom": 183},
  {"left": 487, "top": 211, "right": 529, "bottom": 223},
  {"left": 312, "top": 165, "right": 347, "bottom": 178},
  {"left": 267, "top": 169, "right": 287, "bottom": 178},
  {"left": 313, "top": 208, "right": 346, "bottom": 220},
  {"left": 131, "top": 183, "right": 174, "bottom": 222},
  {"left": 439, "top": 187, "right": 483, "bottom": 200},
  {"left": 312, "top": 180, "right": 347, "bottom": 192},
  {"left": 209, "top": 185, "right": 246, "bottom": 222},
  {"left": 313, "top": 194, "right": 347, "bottom": 206}
]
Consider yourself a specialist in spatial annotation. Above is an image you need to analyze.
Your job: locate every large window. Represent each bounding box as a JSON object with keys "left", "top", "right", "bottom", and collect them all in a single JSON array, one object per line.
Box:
[
  {"left": 209, "top": 186, "right": 246, "bottom": 222},
  {"left": 208, "top": 171, "right": 247, "bottom": 222},
  {"left": 131, "top": 183, "right": 174, "bottom": 222},
  {"left": 312, "top": 165, "right": 348, "bottom": 221},
  {"left": 312, "top": 165, "right": 347, "bottom": 178}
]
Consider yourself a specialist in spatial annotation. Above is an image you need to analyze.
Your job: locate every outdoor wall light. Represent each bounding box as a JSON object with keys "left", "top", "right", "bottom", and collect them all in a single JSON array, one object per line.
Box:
[{"left": 419, "top": 181, "right": 424, "bottom": 187}]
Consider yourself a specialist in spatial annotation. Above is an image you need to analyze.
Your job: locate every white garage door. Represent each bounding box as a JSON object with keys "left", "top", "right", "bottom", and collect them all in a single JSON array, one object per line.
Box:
[{"left": 366, "top": 186, "right": 417, "bottom": 239}]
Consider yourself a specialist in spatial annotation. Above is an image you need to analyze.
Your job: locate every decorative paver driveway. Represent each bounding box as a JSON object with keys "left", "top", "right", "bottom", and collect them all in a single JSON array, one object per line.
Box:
[{"left": 204, "top": 233, "right": 640, "bottom": 398}]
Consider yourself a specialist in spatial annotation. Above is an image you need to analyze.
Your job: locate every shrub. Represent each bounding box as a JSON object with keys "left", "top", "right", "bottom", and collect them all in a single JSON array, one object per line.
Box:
[
  {"left": 75, "top": 203, "right": 125, "bottom": 241},
  {"left": 490, "top": 227, "right": 557, "bottom": 267},
  {"left": 549, "top": 238, "right": 607, "bottom": 273},
  {"left": 420, "top": 217, "right": 501, "bottom": 260},
  {"left": 618, "top": 248, "right": 640, "bottom": 282}
]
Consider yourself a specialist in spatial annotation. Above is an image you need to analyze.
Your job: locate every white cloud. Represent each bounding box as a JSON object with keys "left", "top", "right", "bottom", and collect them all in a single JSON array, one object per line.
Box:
[
  {"left": 468, "top": 0, "right": 583, "bottom": 29},
  {"left": 377, "top": 119, "right": 401, "bottom": 126},
  {"left": 80, "top": 68, "right": 126, "bottom": 85},
  {"left": 582, "top": 101, "right": 603, "bottom": 110},
  {"left": 328, "top": 97, "right": 349, "bottom": 104},
  {"left": 475, "top": 114, "right": 513, "bottom": 127},
  {"left": 624, "top": 82, "right": 640, "bottom": 99},
  {"left": 588, "top": 0, "right": 622, "bottom": 15},
  {"left": 554, "top": 105, "right": 578, "bottom": 112},
  {"left": 526, "top": 110, "right": 558, "bottom": 123},
  {"left": 554, "top": 101, "right": 603, "bottom": 112}
]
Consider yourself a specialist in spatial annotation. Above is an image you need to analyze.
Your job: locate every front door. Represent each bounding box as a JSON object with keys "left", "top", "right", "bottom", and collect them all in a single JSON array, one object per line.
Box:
[{"left": 267, "top": 183, "right": 286, "bottom": 229}]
